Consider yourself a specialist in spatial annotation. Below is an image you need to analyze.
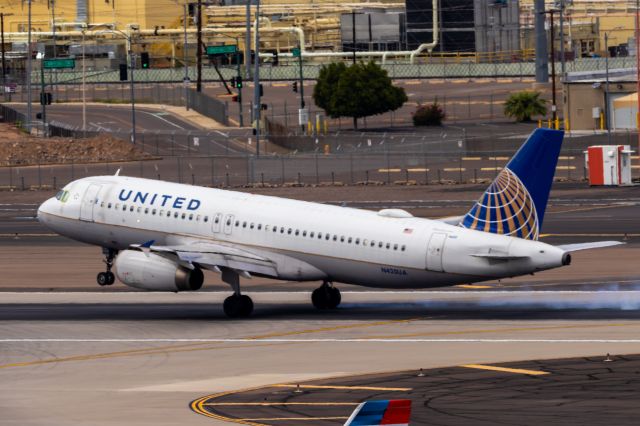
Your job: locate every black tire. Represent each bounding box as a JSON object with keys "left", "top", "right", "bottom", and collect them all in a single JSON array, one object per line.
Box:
[
  {"left": 105, "top": 271, "right": 116, "bottom": 285},
  {"left": 96, "top": 272, "right": 109, "bottom": 286},
  {"left": 239, "top": 295, "right": 254, "bottom": 317},
  {"left": 223, "top": 295, "right": 253, "bottom": 318},
  {"left": 311, "top": 287, "right": 329, "bottom": 310},
  {"left": 328, "top": 287, "right": 341, "bottom": 309}
]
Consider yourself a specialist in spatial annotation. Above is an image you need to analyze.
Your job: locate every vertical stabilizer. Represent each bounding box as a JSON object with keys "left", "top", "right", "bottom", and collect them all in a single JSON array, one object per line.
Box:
[
  {"left": 344, "top": 399, "right": 411, "bottom": 426},
  {"left": 459, "top": 128, "right": 564, "bottom": 240}
]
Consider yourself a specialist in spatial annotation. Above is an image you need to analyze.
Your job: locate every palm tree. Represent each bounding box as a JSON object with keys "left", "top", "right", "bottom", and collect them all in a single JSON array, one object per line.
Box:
[{"left": 504, "top": 91, "right": 547, "bottom": 122}]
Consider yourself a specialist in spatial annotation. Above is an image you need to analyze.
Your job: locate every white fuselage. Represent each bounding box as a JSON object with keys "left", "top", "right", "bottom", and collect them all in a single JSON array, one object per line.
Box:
[{"left": 37, "top": 176, "right": 568, "bottom": 289}]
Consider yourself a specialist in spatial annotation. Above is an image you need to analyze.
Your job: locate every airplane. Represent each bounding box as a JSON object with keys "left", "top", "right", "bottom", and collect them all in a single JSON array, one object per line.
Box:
[
  {"left": 37, "top": 128, "right": 621, "bottom": 317},
  {"left": 344, "top": 399, "right": 411, "bottom": 426}
]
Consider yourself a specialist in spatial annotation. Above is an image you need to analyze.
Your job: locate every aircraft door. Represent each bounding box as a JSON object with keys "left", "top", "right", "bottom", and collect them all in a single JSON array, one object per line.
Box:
[
  {"left": 79, "top": 184, "right": 102, "bottom": 222},
  {"left": 223, "top": 214, "right": 234, "bottom": 235},
  {"left": 426, "top": 232, "right": 447, "bottom": 272},
  {"left": 211, "top": 213, "right": 223, "bottom": 233}
]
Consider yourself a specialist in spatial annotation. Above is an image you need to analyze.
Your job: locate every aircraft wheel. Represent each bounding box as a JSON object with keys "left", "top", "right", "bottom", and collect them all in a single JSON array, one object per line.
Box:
[
  {"left": 312, "top": 284, "right": 340, "bottom": 310},
  {"left": 328, "top": 287, "right": 341, "bottom": 309},
  {"left": 105, "top": 271, "right": 116, "bottom": 285},
  {"left": 224, "top": 294, "right": 254, "bottom": 318},
  {"left": 97, "top": 272, "right": 109, "bottom": 286}
]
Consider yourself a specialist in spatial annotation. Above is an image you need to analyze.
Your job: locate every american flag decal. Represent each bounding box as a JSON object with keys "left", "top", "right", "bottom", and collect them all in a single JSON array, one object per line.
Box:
[{"left": 403, "top": 228, "right": 413, "bottom": 234}]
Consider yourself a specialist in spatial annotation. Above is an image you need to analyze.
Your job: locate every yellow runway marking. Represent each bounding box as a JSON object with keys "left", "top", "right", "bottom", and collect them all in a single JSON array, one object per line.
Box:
[
  {"left": 551, "top": 205, "right": 626, "bottom": 214},
  {"left": 273, "top": 384, "right": 412, "bottom": 391},
  {"left": 456, "top": 284, "right": 492, "bottom": 289},
  {"left": 378, "top": 168, "right": 402, "bottom": 173},
  {"left": 481, "top": 167, "right": 503, "bottom": 171},
  {"left": 205, "top": 402, "right": 358, "bottom": 406},
  {"left": 271, "top": 83, "right": 289, "bottom": 87},
  {"left": 488, "top": 156, "right": 509, "bottom": 161},
  {"left": 461, "top": 364, "right": 549, "bottom": 376},
  {"left": 443, "top": 167, "right": 466, "bottom": 172},
  {"left": 239, "top": 417, "right": 348, "bottom": 422},
  {"left": 558, "top": 156, "right": 576, "bottom": 160},
  {"left": 462, "top": 157, "right": 482, "bottom": 161},
  {"left": 407, "top": 168, "right": 429, "bottom": 172},
  {"left": 364, "top": 323, "right": 635, "bottom": 341},
  {"left": 555, "top": 166, "right": 576, "bottom": 170}
]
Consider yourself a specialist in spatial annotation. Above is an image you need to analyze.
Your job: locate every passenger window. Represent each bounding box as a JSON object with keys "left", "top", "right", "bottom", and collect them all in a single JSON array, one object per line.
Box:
[
  {"left": 333, "top": 235, "right": 337, "bottom": 241},
  {"left": 393, "top": 244, "right": 398, "bottom": 250},
  {"left": 196, "top": 215, "right": 201, "bottom": 221},
  {"left": 214, "top": 216, "right": 220, "bottom": 224},
  {"left": 108, "top": 203, "right": 112, "bottom": 209},
  {"left": 181, "top": 213, "right": 186, "bottom": 219},
  {"left": 122, "top": 205, "right": 127, "bottom": 211},
  {"left": 204, "top": 216, "right": 209, "bottom": 222},
  {"left": 152, "top": 209, "right": 157, "bottom": 215},
  {"left": 235, "top": 221, "right": 239, "bottom": 227},
  {"left": 144, "top": 208, "right": 149, "bottom": 214},
  {"left": 280, "top": 227, "right": 285, "bottom": 233},
  {"left": 318, "top": 232, "right": 322, "bottom": 239},
  {"left": 159, "top": 210, "right": 164, "bottom": 216},
  {"left": 258, "top": 224, "right": 262, "bottom": 230},
  {"left": 115, "top": 203, "right": 120, "bottom": 209},
  {"left": 340, "top": 236, "right": 345, "bottom": 242},
  {"left": 250, "top": 223, "right": 254, "bottom": 229},
  {"left": 371, "top": 241, "right": 375, "bottom": 247},
  {"left": 243, "top": 222, "right": 247, "bottom": 228},
  {"left": 303, "top": 231, "right": 307, "bottom": 237},
  {"left": 189, "top": 214, "right": 194, "bottom": 221},
  {"left": 130, "top": 206, "right": 134, "bottom": 212},
  {"left": 325, "top": 234, "right": 330, "bottom": 240},
  {"left": 356, "top": 238, "right": 360, "bottom": 245},
  {"left": 295, "top": 230, "right": 299, "bottom": 236},
  {"left": 386, "top": 243, "right": 390, "bottom": 249},
  {"left": 378, "top": 242, "right": 383, "bottom": 248},
  {"left": 401, "top": 245, "right": 406, "bottom": 251},
  {"left": 167, "top": 211, "right": 171, "bottom": 217},
  {"left": 137, "top": 207, "right": 142, "bottom": 213},
  {"left": 348, "top": 237, "right": 352, "bottom": 244},
  {"left": 174, "top": 212, "right": 179, "bottom": 218},
  {"left": 288, "top": 228, "right": 292, "bottom": 235},
  {"left": 309, "top": 232, "right": 314, "bottom": 238},
  {"left": 226, "top": 218, "right": 231, "bottom": 225}
]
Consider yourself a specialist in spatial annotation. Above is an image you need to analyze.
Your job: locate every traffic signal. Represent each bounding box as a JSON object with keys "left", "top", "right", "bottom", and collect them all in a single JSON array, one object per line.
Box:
[
  {"left": 235, "top": 75, "right": 243, "bottom": 89},
  {"left": 272, "top": 51, "right": 279, "bottom": 66},
  {"left": 259, "top": 84, "right": 263, "bottom": 97},
  {"left": 292, "top": 81, "right": 298, "bottom": 93},
  {"left": 119, "top": 63, "right": 128, "bottom": 81},
  {"left": 39, "top": 92, "right": 52, "bottom": 106},
  {"left": 140, "top": 52, "right": 150, "bottom": 69},
  {"left": 230, "top": 77, "right": 236, "bottom": 88}
]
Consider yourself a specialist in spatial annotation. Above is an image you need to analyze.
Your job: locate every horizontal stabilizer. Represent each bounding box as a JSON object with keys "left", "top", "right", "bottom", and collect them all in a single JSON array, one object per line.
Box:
[
  {"left": 344, "top": 399, "right": 411, "bottom": 426},
  {"left": 557, "top": 241, "right": 624, "bottom": 252},
  {"left": 471, "top": 253, "right": 529, "bottom": 261}
]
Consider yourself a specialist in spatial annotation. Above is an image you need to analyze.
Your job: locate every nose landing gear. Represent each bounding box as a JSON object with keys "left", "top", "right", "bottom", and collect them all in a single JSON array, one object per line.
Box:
[
  {"left": 312, "top": 281, "right": 341, "bottom": 310},
  {"left": 97, "top": 248, "right": 117, "bottom": 286}
]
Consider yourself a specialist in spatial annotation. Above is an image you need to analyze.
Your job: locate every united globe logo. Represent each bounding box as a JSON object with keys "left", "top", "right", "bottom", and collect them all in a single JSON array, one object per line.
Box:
[{"left": 460, "top": 168, "right": 539, "bottom": 240}]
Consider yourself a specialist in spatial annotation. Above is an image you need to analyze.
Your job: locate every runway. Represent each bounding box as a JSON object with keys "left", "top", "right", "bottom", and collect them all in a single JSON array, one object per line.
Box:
[{"left": 2, "top": 291, "right": 640, "bottom": 425}]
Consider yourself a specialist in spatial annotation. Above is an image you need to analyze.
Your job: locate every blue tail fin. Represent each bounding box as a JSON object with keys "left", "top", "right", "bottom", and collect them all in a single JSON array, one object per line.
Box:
[
  {"left": 459, "top": 128, "right": 564, "bottom": 240},
  {"left": 344, "top": 399, "right": 411, "bottom": 426}
]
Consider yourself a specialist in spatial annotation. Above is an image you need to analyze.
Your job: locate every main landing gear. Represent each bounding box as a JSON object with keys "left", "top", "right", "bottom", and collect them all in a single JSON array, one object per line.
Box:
[
  {"left": 312, "top": 281, "right": 341, "bottom": 310},
  {"left": 221, "top": 268, "right": 253, "bottom": 318},
  {"left": 97, "top": 248, "right": 116, "bottom": 286}
]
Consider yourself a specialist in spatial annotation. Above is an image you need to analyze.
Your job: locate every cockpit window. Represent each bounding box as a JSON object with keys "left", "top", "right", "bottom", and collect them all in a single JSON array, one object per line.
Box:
[{"left": 56, "top": 190, "right": 70, "bottom": 203}]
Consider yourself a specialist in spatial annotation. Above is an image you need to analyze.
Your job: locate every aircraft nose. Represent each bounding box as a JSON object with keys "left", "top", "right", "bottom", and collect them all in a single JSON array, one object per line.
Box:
[{"left": 37, "top": 198, "right": 56, "bottom": 223}]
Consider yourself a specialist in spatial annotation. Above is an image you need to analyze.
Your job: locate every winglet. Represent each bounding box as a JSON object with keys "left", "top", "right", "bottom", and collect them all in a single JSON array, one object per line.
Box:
[
  {"left": 344, "top": 399, "right": 411, "bottom": 426},
  {"left": 114, "top": 168, "right": 121, "bottom": 176},
  {"left": 140, "top": 240, "right": 155, "bottom": 248}
]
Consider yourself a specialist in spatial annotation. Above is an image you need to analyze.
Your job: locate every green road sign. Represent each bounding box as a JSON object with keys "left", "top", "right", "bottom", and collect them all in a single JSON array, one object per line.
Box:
[
  {"left": 292, "top": 48, "right": 301, "bottom": 57},
  {"left": 43, "top": 58, "right": 76, "bottom": 69},
  {"left": 206, "top": 45, "right": 237, "bottom": 55}
]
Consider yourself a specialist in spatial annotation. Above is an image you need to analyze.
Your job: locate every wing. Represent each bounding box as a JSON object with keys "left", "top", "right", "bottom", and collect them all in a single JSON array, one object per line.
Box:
[
  {"left": 557, "top": 241, "right": 624, "bottom": 252},
  {"left": 132, "top": 240, "right": 278, "bottom": 277}
]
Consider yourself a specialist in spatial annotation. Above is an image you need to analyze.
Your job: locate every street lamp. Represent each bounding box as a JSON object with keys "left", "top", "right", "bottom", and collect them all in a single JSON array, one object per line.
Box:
[
  {"left": 96, "top": 28, "right": 138, "bottom": 144},
  {"left": 604, "top": 27, "right": 623, "bottom": 145}
]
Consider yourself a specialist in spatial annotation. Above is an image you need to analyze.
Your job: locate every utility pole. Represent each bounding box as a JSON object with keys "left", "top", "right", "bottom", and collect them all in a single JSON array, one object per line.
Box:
[
  {"left": 636, "top": 0, "right": 640, "bottom": 164},
  {"left": 1, "top": 12, "right": 10, "bottom": 101},
  {"left": 351, "top": 11, "right": 356, "bottom": 64},
  {"left": 184, "top": 3, "right": 189, "bottom": 110},
  {"left": 548, "top": 9, "right": 557, "bottom": 124},
  {"left": 253, "top": 0, "right": 261, "bottom": 157},
  {"left": 196, "top": 0, "right": 203, "bottom": 92},
  {"left": 297, "top": 42, "right": 305, "bottom": 134},
  {"left": 50, "top": 0, "right": 56, "bottom": 58},
  {"left": 559, "top": 0, "right": 565, "bottom": 78},
  {"left": 605, "top": 31, "right": 611, "bottom": 144},
  {"left": 245, "top": 0, "right": 251, "bottom": 80},
  {"left": 27, "top": 0, "right": 33, "bottom": 133},
  {"left": 534, "top": 0, "right": 548, "bottom": 83}
]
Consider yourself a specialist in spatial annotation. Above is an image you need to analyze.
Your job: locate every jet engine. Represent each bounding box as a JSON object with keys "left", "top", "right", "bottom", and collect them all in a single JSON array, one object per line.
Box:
[{"left": 114, "top": 250, "right": 204, "bottom": 292}]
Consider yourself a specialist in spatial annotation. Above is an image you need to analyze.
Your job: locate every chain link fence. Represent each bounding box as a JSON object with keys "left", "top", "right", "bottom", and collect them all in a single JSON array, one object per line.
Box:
[{"left": 6, "top": 57, "right": 637, "bottom": 84}]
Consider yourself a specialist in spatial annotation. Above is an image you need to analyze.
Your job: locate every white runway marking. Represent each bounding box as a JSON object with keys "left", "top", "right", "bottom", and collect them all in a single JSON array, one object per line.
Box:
[{"left": 3, "top": 338, "right": 640, "bottom": 343}]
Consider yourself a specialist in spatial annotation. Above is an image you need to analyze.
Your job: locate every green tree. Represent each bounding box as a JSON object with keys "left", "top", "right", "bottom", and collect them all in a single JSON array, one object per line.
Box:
[
  {"left": 504, "top": 91, "right": 547, "bottom": 122},
  {"left": 313, "top": 61, "right": 407, "bottom": 129}
]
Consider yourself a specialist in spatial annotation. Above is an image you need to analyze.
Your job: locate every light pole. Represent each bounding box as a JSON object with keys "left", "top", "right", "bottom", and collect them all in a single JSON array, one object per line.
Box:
[
  {"left": 97, "top": 29, "right": 138, "bottom": 144},
  {"left": 605, "top": 31, "right": 611, "bottom": 143},
  {"left": 253, "top": 0, "right": 261, "bottom": 157},
  {"left": 26, "top": 0, "right": 32, "bottom": 133}
]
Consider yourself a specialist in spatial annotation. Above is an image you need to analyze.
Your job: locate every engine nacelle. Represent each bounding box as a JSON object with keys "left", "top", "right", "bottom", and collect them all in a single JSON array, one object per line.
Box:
[{"left": 114, "top": 250, "right": 204, "bottom": 292}]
